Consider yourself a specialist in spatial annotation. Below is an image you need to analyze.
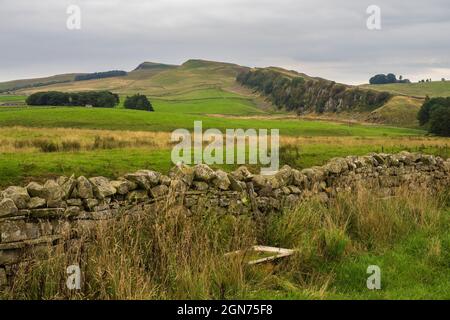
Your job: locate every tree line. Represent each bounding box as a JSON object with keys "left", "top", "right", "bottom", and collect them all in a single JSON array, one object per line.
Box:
[
  {"left": 26, "top": 91, "right": 154, "bottom": 111},
  {"left": 418, "top": 97, "right": 450, "bottom": 136},
  {"left": 237, "top": 69, "right": 391, "bottom": 114},
  {"left": 26, "top": 91, "right": 120, "bottom": 108},
  {"left": 124, "top": 94, "right": 154, "bottom": 111},
  {"left": 74, "top": 70, "right": 127, "bottom": 81}
]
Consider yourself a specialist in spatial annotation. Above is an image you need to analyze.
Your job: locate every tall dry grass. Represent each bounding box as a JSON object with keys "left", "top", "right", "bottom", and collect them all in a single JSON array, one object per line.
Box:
[
  {"left": 0, "top": 127, "right": 173, "bottom": 153},
  {"left": 0, "top": 127, "right": 449, "bottom": 155},
  {"left": 2, "top": 186, "right": 448, "bottom": 300}
]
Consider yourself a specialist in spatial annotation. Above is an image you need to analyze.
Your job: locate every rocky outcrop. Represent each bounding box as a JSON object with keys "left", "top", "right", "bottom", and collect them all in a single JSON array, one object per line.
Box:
[
  {"left": 0, "top": 152, "right": 449, "bottom": 289},
  {"left": 237, "top": 68, "right": 391, "bottom": 114}
]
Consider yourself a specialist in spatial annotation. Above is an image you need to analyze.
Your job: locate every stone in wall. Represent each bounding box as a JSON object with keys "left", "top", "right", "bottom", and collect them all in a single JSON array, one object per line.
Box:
[
  {"left": 1, "top": 187, "right": 30, "bottom": 210},
  {"left": 125, "top": 170, "right": 160, "bottom": 190},
  {"left": 0, "top": 199, "right": 18, "bottom": 218},
  {"left": 75, "top": 176, "right": 94, "bottom": 199}
]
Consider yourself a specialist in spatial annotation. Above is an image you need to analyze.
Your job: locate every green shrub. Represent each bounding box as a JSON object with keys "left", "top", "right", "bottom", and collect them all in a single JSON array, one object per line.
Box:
[
  {"left": 124, "top": 94, "right": 154, "bottom": 111},
  {"left": 429, "top": 106, "right": 450, "bottom": 136},
  {"left": 417, "top": 97, "right": 450, "bottom": 136}
]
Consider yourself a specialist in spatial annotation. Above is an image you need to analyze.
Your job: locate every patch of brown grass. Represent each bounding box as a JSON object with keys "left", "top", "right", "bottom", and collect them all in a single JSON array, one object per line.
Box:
[{"left": 0, "top": 127, "right": 173, "bottom": 153}]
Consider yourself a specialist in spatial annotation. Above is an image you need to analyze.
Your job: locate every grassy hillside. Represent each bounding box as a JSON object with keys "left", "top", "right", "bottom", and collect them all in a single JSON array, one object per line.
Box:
[
  {"left": 0, "top": 73, "right": 80, "bottom": 93},
  {"left": 13, "top": 59, "right": 247, "bottom": 97},
  {"left": 367, "top": 96, "right": 423, "bottom": 127},
  {"left": 3, "top": 59, "right": 261, "bottom": 115},
  {"left": 362, "top": 81, "right": 450, "bottom": 98}
]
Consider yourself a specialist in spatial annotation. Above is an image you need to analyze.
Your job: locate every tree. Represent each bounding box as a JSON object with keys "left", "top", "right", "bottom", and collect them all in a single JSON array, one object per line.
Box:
[
  {"left": 417, "top": 96, "right": 450, "bottom": 136},
  {"left": 75, "top": 70, "right": 127, "bottom": 81},
  {"left": 369, "top": 74, "right": 388, "bottom": 84},
  {"left": 429, "top": 107, "right": 450, "bottom": 136},
  {"left": 124, "top": 94, "right": 154, "bottom": 111},
  {"left": 369, "top": 73, "right": 406, "bottom": 84},
  {"left": 386, "top": 73, "right": 397, "bottom": 83},
  {"left": 92, "top": 91, "right": 118, "bottom": 108}
]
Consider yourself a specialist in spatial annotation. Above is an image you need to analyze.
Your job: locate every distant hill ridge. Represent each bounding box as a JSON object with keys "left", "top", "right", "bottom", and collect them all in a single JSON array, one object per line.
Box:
[
  {"left": 2, "top": 58, "right": 448, "bottom": 128},
  {"left": 134, "top": 62, "right": 178, "bottom": 71},
  {"left": 0, "top": 73, "right": 81, "bottom": 93}
]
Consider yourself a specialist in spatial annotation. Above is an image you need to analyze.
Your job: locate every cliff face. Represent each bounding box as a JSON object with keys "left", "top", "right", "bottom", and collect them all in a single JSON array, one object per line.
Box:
[{"left": 237, "top": 69, "right": 392, "bottom": 114}]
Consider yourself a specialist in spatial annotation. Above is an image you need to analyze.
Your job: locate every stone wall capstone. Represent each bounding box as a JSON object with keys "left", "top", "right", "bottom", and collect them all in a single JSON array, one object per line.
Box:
[{"left": 0, "top": 151, "right": 449, "bottom": 289}]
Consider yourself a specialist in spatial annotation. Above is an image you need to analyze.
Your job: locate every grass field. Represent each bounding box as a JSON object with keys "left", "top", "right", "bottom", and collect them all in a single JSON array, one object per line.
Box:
[
  {"left": 0, "top": 95, "right": 26, "bottom": 103},
  {"left": 0, "top": 125, "right": 447, "bottom": 187},
  {"left": 0, "top": 102, "right": 436, "bottom": 186},
  {"left": 362, "top": 80, "right": 450, "bottom": 98},
  {"left": 0, "top": 106, "right": 425, "bottom": 135}
]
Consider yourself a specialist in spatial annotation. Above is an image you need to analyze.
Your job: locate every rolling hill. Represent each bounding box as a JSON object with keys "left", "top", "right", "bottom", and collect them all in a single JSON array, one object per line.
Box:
[
  {"left": 366, "top": 96, "right": 423, "bottom": 127},
  {"left": 10, "top": 59, "right": 248, "bottom": 97},
  {"left": 0, "top": 73, "right": 81, "bottom": 93},
  {"left": 1, "top": 59, "right": 449, "bottom": 128}
]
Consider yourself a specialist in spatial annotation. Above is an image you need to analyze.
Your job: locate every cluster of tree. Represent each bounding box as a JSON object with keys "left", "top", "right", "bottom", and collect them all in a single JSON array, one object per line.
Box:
[
  {"left": 124, "top": 94, "right": 154, "bottom": 111},
  {"left": 26, "top": 91, "right": 120, "bottom": 108},
  {"left": 237, "top": 69, "right": 391, "bottom": 114},
  {"left": 417, "top": 97, "right": 450, "bottom": 137},
  {"left": 74, "top": 70, "right": 127, "bottom": 81},
  {"left": 418, "top": 79, "right": 433, "bottom": 83},
  {"left": 369, "top": 73, "right": 410, "bottom": 85}
]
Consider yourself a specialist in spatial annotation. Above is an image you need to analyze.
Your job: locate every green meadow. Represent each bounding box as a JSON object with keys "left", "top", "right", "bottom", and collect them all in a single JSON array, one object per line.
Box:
[
  {"left": 0, "top": 95, "right": 26, "bottom": 103},
  {"left": 362, "top": 80, "right": 450, "bottom": 98},
  {"left": 0, "top": 105, "right": 424, "bottom": 135}
]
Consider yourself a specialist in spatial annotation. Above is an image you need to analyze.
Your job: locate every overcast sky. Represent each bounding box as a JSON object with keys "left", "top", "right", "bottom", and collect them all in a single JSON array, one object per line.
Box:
[{"left": 1, "top": 0, "right": 449, "bottom": 84}]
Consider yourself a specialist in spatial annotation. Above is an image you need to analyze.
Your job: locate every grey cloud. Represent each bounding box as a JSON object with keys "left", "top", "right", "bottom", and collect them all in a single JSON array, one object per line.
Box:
[{"left": 0, "top": 0, "right": 449, "bottom": 84}]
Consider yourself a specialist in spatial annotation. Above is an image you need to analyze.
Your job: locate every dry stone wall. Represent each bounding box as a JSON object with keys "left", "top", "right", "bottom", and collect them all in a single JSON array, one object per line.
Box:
[{"left": 1, "top": 151, "right": 449, "bottom": 289}]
